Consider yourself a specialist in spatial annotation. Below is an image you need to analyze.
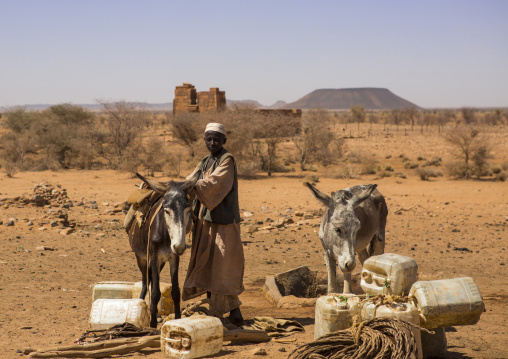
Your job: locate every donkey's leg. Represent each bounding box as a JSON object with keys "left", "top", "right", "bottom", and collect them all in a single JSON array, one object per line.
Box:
[
  {"left": 149, "top": 258, "right": 162, "bottom": 328},
  {"left": 369, "top": 228, "right": 386, "bottom": 256},
  {"left": 135, "top": 255, "right": 148, "bottom": 300},
  {"left": 369, "top": 214, "right": 387, "bottom": 256},
  {"left": 343, "top": 271, "right": 353, "bottom": 294},
  {"left": 324, "top": 252, "right": 338, "bottom": 294},
  {"left": 358, "top": 248, "right": 369, "bottom": 265},
  {"left": 169, "top": 254, "right": 181, "bottom": 320}
]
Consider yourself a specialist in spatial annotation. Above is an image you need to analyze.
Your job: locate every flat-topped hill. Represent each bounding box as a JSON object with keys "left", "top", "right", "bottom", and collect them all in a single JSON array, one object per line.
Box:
[{"left": 284, "top": 88, "right": 419, "bottom": 110}]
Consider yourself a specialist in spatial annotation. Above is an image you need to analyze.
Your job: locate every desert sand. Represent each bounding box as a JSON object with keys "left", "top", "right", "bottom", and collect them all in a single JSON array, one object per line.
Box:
[{"left": 1, "top": 126, "right": 507, "bottom": 358}]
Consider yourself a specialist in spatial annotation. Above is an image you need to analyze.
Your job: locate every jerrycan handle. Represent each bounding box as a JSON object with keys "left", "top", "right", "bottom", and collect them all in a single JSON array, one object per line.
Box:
[
  {"left": 162, "top": 336, "right": 191, "bottom": 348},
  {"left": 362, "top": 272, "right": 390, "bottom": 286}
]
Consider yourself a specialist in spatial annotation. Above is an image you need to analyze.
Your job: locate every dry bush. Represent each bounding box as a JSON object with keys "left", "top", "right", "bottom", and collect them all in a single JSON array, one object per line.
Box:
[
  {"left": 445, "top": 125, "right": 493, "bottom": 179},
  {"left": 325, "top": 164, "right": 358, "bottom": 179},
  {"left": 1, "top": 105, "right": 97, "bottom": 172},
  {"left": 377, "top": 170, "right": 392, "bottom": 178},
  {"left": 416, "top": 168, "right": 444, "bottom": 180},
  {"left": 138, "top": 137, "right": 170, "bottom": 177},
  {"left": 172, "top": 112, "right": 207, "bottom": 158},
  {"left": 403, "top": 160, "right": 418, "bottom": 169},
  {"left": 97, "top": 101, "right": 148, "bottom": 169},
  {"left": 496, "top": 171, "right": 508, "bottom": 182},
  {"left": 422, "top": 157, "right": 442, "bottom": 167},
  {"left": 293, "top": 109, "right": 345, "bottom": 169},
  {"left": 378, "top": 163, "right": 394, "bottom": 172}
]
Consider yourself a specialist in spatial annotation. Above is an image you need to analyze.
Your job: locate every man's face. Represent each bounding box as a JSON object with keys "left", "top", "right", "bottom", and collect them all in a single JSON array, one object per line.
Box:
[{"left": 204, "top": 131, "right": 226, "bottom": 156}]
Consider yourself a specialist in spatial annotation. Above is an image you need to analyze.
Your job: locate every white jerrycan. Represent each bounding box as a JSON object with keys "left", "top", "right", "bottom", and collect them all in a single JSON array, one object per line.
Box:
[
  {"left": 88, "top": 298, "right": 150, "bottom": 330},
  {"left": 360, "top": 253, "right": 418, "bottom": 295},
  {"left": 314, "top": 293, "right": 361, "bottom": 339},
  {"left": 409, "top": 277, "right": 484, "bottom": 329},
  {"left": 160, "top": 316, "right": 223, "bottom": 359}
]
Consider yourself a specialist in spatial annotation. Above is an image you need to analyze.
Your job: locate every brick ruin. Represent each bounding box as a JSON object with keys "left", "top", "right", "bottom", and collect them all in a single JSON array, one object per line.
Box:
[
  {"left": 172, "top": 83, "right": 303, "bottom": 121},
  {"left": 173, "top": 83, "right": 226, "bottom": 115}
]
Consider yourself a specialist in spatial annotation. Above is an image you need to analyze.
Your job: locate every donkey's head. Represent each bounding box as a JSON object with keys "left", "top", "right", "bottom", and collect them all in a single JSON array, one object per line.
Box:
[
  {"left": 137, "top": 172, "right": 200, "bottom": 255},
  {"left": 306, "top": 183, "right": 377, "bottom": 273}
]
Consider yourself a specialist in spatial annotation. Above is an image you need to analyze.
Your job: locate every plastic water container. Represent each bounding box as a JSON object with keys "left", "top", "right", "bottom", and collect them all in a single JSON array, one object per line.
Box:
[
  {"left": 89, "top": 298, "right": 150, "bottom": 330},
  {"left": 161, "top": 316, "right": 223, "bottom": 359},
  {"left": 92, "top": 281, "right": 135, "bottom": 301},
  {"left": 361, "top": 301, "right": 423, "bottom": 359},
  {"left": 314, "top": 294, "right": 361, "bottom": 339},
  {"left": 132, "top": 281, "right": 174, "bottom": 315},
  {"left": 92, "top": 281, "right": 174, "bottom": 315},
  {"left": 361, "top": 253, "right": 418, "bottom": 296},
  {"left": 409, "top": 277, "right": 484, "bottom": 329}
]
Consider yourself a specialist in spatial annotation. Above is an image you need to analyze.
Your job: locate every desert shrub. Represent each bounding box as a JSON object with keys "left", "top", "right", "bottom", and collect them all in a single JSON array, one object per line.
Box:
[
  {"left": 395, "top": 172, "right": 407, "bottom": 179},
  {"left": 423, "top": 157, "right": 442, "bottom": 167},
  {"left": 417, "top": 156, "right": 426, "bottom": 161},
  {"left": 446, "top": 162, "right": 468, "bottom": 179},
  {"left": 97, "top": 101, "right": 148, "bottom": 169},
  {"left": 138, "top": 138, "right": 170, "bottom": 177},
  {"left": 377, "top": 170, "right": 392, "bottom": 178},
  {"left": 379, "top": 163, "right": 394, "bottom": 172},
  {"left": 502, "top": 162, "right": 508, "bottom": 171},
  {"left": 491, "top": 165, "right": 501, "bottom": 174},
  {"left": 471, "top": 145, "right": 492, "bottom": 178},
  {"left": 305, "top": 164, "right": 319, "bottom": 172},
  {"left": 360, "top": 158, "right": 378, "bottom": 175},
  {"left": 117, "top": 147, "right": 142, "bottom": 175},
  {"left": 416, "top": 168, "right": 444, "bottom": 180},
  {"left": 325, "top": 164, "right": 358, "bottom": 179},
  {"left": 445, "top": 125, "right": 493, "bottom": 179},
  {"left": 293, "top": 109, "right": 345, "bottom": 170},
  {"left": 346, "top": 151, "right": 363, "bottom": 164},
  {"left": 2, "top": 108, "right": 42, "bottom": 133},
  {"left": 496, "top": 171, "right": 508, "bottom": 182},
  {"left": 172, "top": 112, "right": 205, "bottom": 157},
  {"left": 403, "top": 161, "right": 419, "bottom": 169}
]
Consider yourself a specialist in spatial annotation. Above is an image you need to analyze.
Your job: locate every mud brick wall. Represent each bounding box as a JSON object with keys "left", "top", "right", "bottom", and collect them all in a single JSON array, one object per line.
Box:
[
  {"left": 173, "top": 83, "right": 226, "bottom": 115},
  {"left": 173, "top": 83, "right": 198, "bottom": 115},
  {"left": 198, "top": 87, "right": 226, "bottom": 113}
]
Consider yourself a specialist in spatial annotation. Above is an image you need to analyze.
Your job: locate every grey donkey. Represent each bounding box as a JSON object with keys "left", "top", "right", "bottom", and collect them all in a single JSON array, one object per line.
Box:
[{"left": 306, "top": 183, "right": 388, "bottom": 294}]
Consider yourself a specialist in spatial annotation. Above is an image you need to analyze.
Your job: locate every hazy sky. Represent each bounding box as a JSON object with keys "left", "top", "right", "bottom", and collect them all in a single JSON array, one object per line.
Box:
[{"left": 1, "top": 1, "right": 507, "bottom": 109}]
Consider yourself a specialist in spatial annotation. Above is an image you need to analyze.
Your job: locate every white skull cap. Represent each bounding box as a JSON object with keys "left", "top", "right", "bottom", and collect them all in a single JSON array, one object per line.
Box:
[{"left": 205, "top": 122, "right": 226, "bottom": 135}]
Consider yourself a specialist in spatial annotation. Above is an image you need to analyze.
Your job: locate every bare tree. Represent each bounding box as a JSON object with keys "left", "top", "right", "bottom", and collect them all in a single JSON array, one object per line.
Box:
[
  {"left": 460, "top": 107, "right": 477, "bottom": 125},
  {"left": 250, "top": 112, "right": 300, "bottom": 176},
  {"left": 292, "top": 109, "right": 344, "bottom": 170},
  {"left": 445, "top": 125, "right": 491, "bottom": 179},
  {"left": 350, "top": 105, "right": 365, "bottom": 132},
  {"left": 405, "top": 106, "right": 418, "bottom": 132},
  {"left": 390, "top": 109, "right": 404, "bottom": 132},
  {"left": 96, "top": 100, "right": 148, "bottom": 168}
]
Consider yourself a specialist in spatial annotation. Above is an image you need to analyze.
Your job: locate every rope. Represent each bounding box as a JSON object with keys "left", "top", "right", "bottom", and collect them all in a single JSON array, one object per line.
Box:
[
  {"left": 76, "top": 323, "right": 159, "bottom": 344},
  {"left": 288, "top": 316, "right": 428, "bottom": 359},
  {"left": 359, "top": 294, "right": 416, "bottom": 318}
]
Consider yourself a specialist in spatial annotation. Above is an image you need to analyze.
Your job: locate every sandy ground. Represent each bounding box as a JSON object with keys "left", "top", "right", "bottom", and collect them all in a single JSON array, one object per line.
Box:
[
  {"left": 1, "top": 124, "right": 507, "bottom": 358},
  {"left": 1, "top": 169, "right": 507, "bottom": 359}
]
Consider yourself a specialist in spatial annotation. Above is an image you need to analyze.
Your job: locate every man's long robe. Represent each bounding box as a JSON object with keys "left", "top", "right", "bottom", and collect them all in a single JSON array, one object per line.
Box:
[{"left": 182, "top": 156, "right": 245, "bottom": 315}]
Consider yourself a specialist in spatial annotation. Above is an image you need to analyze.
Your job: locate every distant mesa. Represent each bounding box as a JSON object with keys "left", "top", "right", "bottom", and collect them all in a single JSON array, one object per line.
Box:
[{"left": 284, "top": 88, "right": 419, "bottom": 110}]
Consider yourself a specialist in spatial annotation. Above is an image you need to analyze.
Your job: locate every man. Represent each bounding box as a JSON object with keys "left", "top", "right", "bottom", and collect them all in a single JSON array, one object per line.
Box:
[{"left": 182, "top": 122, "right": 244, "bottom": 325}]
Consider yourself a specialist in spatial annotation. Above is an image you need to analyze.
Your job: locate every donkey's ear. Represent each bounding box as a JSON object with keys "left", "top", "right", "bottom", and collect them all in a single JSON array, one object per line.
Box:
[
  {"left": 183, "top": 170, "right": 201, "bottom": 193},
  {"left": 352, "top": 184, "right": 377, "bottom": 208},
  {"left": 136, "top": 173, "right": 168, "bottom": 195},
  {"left": 306, "top": 182, "right": 334, "bottom": 209}
]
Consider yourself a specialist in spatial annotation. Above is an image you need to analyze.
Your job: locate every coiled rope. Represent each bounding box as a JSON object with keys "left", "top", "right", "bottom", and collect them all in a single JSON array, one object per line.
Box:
[{"left": 288, "top": 316, "right": 427, "bottom": 359}]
